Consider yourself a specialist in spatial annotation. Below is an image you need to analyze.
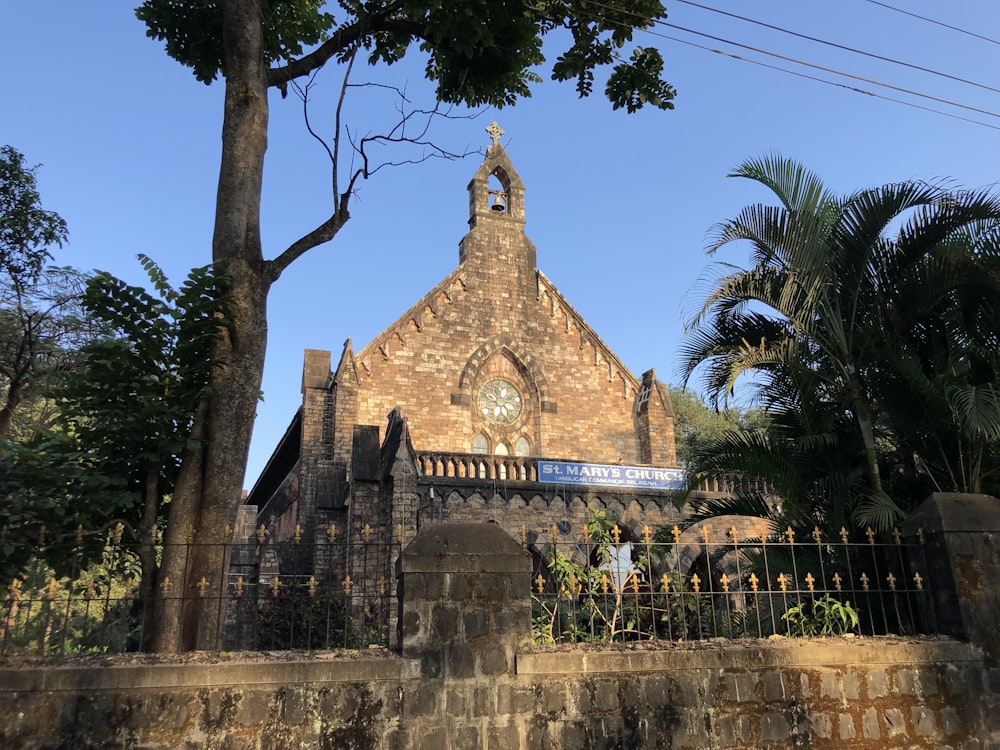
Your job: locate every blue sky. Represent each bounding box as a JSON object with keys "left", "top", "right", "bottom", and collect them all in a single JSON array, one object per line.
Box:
[{"left": 3, "top": 1, "right": 999, "bottom": 487}]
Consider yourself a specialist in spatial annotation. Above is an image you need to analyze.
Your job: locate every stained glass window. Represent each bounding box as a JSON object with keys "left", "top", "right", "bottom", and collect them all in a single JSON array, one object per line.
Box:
[{"left": 478, "top": 379, "right": 522, "bottom": 424}]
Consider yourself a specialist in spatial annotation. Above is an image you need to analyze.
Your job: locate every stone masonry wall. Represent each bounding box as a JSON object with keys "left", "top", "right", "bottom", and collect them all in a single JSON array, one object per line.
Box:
[
  {"left": 4, "top": 499, "right": 1000, "bottom": 749},
  {"left": 2, "top": 638, "right": 995, "bottom": 749}
]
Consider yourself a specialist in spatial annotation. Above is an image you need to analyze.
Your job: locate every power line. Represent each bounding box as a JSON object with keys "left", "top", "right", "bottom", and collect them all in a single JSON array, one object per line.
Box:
[
  {"left": 674, "top": 0, "right": 1000, "bottom": 95},
  {"left": 863, "top": 0, "right": 1000, "bottom": 47},
  {"left": 657, "top": 21, "right": 1000, "bottom": 121},
  {"left": 578, "top": 0, "right": 1000, "bottom": 129},
  {"left": 654, "top": 30, "right": 1000, "bottom": 132}
]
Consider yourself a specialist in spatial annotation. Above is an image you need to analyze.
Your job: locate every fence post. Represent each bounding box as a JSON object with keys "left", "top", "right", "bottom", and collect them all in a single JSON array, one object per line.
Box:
[
  {"left": 903, "top": 492, "right": 1000, "bottom": 662},
  {"left": 398, "top": 522, "right": 532, "bottom": 679}
]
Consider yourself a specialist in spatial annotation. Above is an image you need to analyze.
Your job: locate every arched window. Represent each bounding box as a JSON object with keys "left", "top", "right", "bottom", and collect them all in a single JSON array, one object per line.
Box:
[
  {"left": 495, "top": 441, "right": 509, "bottom": 479},
  {"left": 473, "top": 433, "right": 489, "bottom": 455},
  {"left": 514, "top": 436, "right": 530, "bottom": 456}
]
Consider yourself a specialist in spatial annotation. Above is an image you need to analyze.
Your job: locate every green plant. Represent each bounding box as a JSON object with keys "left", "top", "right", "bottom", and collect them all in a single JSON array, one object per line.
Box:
[
  {"left": 531, "top": 510, "right": 724, "bottom": 644},
  {"left": 782, "top": 594, "right": 860, "bottom": 636}
]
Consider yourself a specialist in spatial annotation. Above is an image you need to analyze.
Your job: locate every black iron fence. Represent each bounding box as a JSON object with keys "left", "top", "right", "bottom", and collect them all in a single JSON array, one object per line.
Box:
[
  {"left": 525, "top": 520, "right": 935, "bottom": 644},
  {"left": 0, "top": 523, "right": 401, "bottom": 657}
]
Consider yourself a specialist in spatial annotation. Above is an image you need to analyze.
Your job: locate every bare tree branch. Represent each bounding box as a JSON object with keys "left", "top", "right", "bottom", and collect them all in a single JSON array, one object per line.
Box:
[{"left": 265, "top": 82, "right": 478, "bottom": 280}]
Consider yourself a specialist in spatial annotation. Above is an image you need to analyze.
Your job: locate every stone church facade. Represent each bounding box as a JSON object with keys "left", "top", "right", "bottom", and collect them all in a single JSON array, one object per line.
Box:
[{"left": 242, "top": 126, "right": 714, "bottom": 598}]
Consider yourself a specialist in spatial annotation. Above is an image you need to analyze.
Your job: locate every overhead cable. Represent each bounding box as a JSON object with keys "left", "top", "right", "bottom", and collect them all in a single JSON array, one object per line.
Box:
[
  {"left": 674, "top": 0, "right": 1000, "bottom": 95},
  {"left": 655, "top": 31, "right": 1000, "bottom": 132},
  {"left": 863, "top": 0, "right": 1000, "bottom": 47},
  {"left": 656, "top": 21, "right": 1000, "bottom": 121}
]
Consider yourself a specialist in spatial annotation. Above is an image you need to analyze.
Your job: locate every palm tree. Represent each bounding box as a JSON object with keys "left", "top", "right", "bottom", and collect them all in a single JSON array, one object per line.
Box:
[{"left": 679, "top": 155, "right": 1000, "bottom": 530}]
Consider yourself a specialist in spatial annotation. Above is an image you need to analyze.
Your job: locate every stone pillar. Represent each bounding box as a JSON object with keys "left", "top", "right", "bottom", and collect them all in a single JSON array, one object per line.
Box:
[
  {"left": 903, "top": 493, "right": 1000, "bottom": 662},
  {"left": 398, "top": 523, "right": 532, "bottom": 680}
]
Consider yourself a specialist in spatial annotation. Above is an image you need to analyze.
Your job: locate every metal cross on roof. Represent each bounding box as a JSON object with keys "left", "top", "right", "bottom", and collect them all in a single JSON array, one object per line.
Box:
[{"left": 486, "top": 121, "right": 504, "bottom": 148}]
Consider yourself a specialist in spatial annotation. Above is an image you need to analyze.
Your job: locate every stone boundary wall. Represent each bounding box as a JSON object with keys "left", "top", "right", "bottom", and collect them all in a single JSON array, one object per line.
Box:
[
  {"left": 1, "top": 639, "right": 995, "bottom": 749},
  {"left": 3, "top": 494, "right": 1000, "bottom": 749}
]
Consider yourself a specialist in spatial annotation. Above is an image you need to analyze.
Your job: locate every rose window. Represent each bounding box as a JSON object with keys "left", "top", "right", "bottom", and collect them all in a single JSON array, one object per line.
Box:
[{"left": 478, "top": 379, "right": 522, "bottom": 425}]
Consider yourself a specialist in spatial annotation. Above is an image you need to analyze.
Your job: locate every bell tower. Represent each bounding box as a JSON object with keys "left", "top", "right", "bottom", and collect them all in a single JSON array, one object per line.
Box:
[{"left": 458, "top": 122, "right": 537, "bottom": 293}]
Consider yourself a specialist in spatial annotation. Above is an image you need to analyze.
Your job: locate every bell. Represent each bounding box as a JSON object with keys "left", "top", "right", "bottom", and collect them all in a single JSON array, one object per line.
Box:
[{"left": 491, "top": 195, "right": 506, "bottom": 212}]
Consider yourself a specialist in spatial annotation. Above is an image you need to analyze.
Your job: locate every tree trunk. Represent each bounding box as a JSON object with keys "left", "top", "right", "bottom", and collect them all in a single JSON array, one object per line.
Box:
[
  {"left": 153, "top": 0, "right": 272, "bottom": 651},
  {"left": 137, "top": 465, "right": 161, "bottom": 651},
  {"left": 0, "top": 380, "right": 24, "bottom": 440}
]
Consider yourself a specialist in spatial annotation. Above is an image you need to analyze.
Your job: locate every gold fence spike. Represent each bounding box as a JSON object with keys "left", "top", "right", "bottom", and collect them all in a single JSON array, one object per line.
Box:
[
  {"left": 378, "top": 577, "right": 386, "bottom": 596},
  {"left": 198, "top": 577, "right": 209, "bottom": 597},
  {"left": 642, "top": 525, "right": 652, "bottom": 544},
  {"left": 661, "top": 573, "right": 670, "bottom": 592},
  {"left": 805, "top": 572, "right": 815, "bottom": 592},
  {"left": 720, "top": 573, "right": 730, "bottom": 593},
  {"left": 160, "top": 577, "right": 172, "bottom": 596},
  {"left": 343, "top": 576, "right": 353, "bottom": 595},
  {"left": 327, "top": 523, "right": 338, "bottom": 543},
  {"left": 630, "top": 575, "right": 640, "bottom": 594},
  {"left": 271, "top": 576, "right": 280, "bottom": 595},
  {"left": 917, "top": 527, "right": 925, "bottom": 545},
  {"left": 892, "top": 528, "right": 902, "bottom": 545},
  {"left": 691, "top": 573, "right": 701, "bottom": 593},
  {"left": 728, "top": 526, "right": 738, "bottom": 544},
  {"left": 748, "top": 573, "right": 759, "bottom": 592},
  {"left": 700, "top": 526, "right": 711, "bottom": 545},
  {"left": 362, "top": 524, "right": 372, "bottom": 543},
  {"left": 866, "top": 528, "right": 876, "bottom": 545},
  {"left": 777, "top": 573, "right": 788, "bottom": 592},
  {"left": 294, "top": 524, "right": 302, "bottom": 544},
  {"left": 887, "top": 572, "right": 897, "bottom": 590},
  {"left": 914, "top": 572, "right": 924, "bottom": 591},
  {"left": 758, "top": 521, "right": 768, "bottom": 544},
  {"left": 612, "top": 525, "right": 622, "bottom": 544},
  {"left": 840, "top": 527, "right": 849, "bottom": 545},
  {"left": 395, "top": 524, "right": 405, "bottom": 543},
  {"left": 671, "top": 525, "right": 681, "bottom": 544},
  {"left": 224, "top": 524, "right": 232, "bottom": 540},
  {"left": 568, "top": 573, "right": 580, "bottom": 595},
  {"left": 235, "top": 576, "right": 244, "bottom": 598},
  {"left": 860, "top": 572, "right": 870, "bottom": 591},
  {"left": 599, "top": 573, "right": 610, "bottom": 593},
  {"left": 520, "top": 524, "right": 527, "bottom": 545},
  {"left": 535, "top": 574, "right": 546, "bottom": 594},
  {"left": 257, "top": 524, "right": 268, "bottom": 545},
  {"left": 785, "top": 526, "right": 795, "bottom": 545},
  {"left": 833, "top": 572, "right": 843, "bottom": 591},
  {"left": 812, "top": 526, "right": 822, "bottom": 545},
  {"left": 308, "top": 576, "right": 317, "bottom": 597},
  {"left": 550, "top": 523, "right": 559, "bottom": 541}
]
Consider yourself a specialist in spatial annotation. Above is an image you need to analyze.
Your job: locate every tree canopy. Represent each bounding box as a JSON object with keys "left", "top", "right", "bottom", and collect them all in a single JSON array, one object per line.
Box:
[
  {"left": 136, "top": 0, "right": 677, "bottom": 112},
  {"left": 0, "top": 146, "right": 67, "bottom": 283}
]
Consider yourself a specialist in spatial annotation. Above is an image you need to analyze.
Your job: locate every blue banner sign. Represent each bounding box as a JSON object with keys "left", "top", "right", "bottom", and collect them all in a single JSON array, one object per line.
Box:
[{"left": 537, "top": 461, "right": 686, "bottom": 490}]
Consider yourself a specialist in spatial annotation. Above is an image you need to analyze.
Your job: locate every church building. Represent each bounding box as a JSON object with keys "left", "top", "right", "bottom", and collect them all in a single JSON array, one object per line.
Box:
[{"left": 242, "top": 124, "right": 689, "bottom": 588}]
